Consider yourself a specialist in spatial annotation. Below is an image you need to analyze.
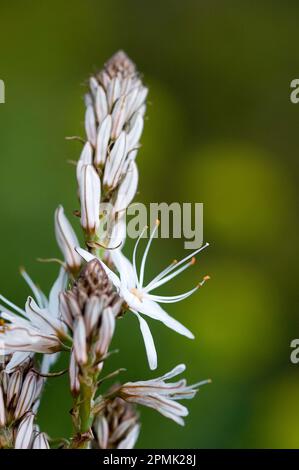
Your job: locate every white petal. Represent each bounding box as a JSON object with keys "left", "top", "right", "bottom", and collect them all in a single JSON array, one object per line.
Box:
[
  {"left": 76, "top": 142, "right": 93, "bottom": 182},
  {"left": 20, "top": 269, "right": 45, "bottom": 309},
  {"left": 75, "top": 247, "right": 96, "bottom": 262},
  {"left": 55, "top": 206, "right": 81, "bottom": 271},
  {"left": 48, "top": 267, "right": 68, "bottom": 318},
  {"left": 133, "top": 311, "right": 157, "bottom": 370},
  {"left": 137, "top": 298, "right": 194, "bottom": 339},
  {"left": 75, "top": 248, "right": 121, "bottom": 289},
  {"left": 110, "top": 250, "right": 136, "bottom": 290},
  {"left": 105, "top": 214, "right": 127, "bottom": 250},
  {"left": 5, "top": 352, "right": 32, "bottom": 373},
  {"left": 25, "top": 297, "right": 63, "bottom": 335},
  {"left": 152, "top": 364, "right": 186, "bottom": 383}
]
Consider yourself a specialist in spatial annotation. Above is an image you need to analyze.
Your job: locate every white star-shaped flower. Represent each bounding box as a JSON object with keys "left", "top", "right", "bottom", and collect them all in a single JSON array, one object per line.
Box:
[
  {"left": 76, "top": 222, "right": 209, "bottom": 370},
  {"left": 0, "top": 268, "right": 69, "bottom": 373}
]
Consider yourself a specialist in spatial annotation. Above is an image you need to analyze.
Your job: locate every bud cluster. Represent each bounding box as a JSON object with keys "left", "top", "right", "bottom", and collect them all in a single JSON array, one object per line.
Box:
[
  {"left": 93, "top": 395, "right": 140, "bottom": 450},
  {"left": 0, "top": 356, "right": 49, "bottom": 448},
  {"left": 59, "top": 260, "right": 122, "bottom": 393},
  {"left": 77, "top": 51, "right": 147, "bottom": 247}
]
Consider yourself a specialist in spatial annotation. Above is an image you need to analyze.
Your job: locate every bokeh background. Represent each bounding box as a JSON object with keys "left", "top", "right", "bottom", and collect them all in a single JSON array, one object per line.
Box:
[{"left": 1, "top": 0, "right": 299, "bottom": 448}]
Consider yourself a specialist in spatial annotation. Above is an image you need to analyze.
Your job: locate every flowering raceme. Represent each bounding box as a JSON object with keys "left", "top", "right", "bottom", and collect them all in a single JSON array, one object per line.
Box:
[{"left": 0, "top": 51, "right": 210, "bottom": 449}]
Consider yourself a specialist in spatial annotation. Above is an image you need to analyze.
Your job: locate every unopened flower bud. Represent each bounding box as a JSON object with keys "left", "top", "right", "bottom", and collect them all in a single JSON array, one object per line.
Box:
[
  {"left": 55, "top": 205, "right": 81, "bottom": 273},
  {"left": 78, "top": 164, "right": 101, "bottom": 234}
]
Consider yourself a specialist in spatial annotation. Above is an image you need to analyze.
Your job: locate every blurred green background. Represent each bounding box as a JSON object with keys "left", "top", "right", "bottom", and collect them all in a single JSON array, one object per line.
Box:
[{"left": 1, "top": 0, "right": 299, "bottom": 448}]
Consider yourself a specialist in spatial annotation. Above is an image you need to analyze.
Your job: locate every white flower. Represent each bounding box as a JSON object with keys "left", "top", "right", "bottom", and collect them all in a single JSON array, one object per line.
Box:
[
  {"left": 76, "top": 223, "right": 209, "bottom": 370},
  {"left": 0, "top": 268, "right": 69, "bottom": 370},
  {"left": 119, "top": 364, "right": 210, "bottom": 426},
  {"left": 55, "top": 205, "right": 81, "bottom": 273}
]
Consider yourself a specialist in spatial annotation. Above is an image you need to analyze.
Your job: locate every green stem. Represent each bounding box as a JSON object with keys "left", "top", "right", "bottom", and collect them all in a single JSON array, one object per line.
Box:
[{"left": 78, "top": 381, "right": 93, "bottom": 434}]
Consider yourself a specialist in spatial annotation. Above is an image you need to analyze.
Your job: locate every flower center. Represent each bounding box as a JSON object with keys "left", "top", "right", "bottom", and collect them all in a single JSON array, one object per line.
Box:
[{"left": 130, "top": 287, "right": 144, "bottom": 302}]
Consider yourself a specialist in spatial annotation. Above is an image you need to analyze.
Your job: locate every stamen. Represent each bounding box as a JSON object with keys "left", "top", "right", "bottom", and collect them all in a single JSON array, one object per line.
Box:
[
  {"left": 145, "top": 243, "right": 209, "bottom": 292},
  {"left": 168, "top": 242, "right": 209, "bottom": 273},
  {"left": 133, "top": 225, "right": 148, "bottom": 285},
  {"left": 130, "top": 287, "right": 144, "bottom": 302},
  {"left": 0, "top": 295, "right": 26, "bottom": 316},
  {"left": 147, "top": 284, "right": 199, "bottom": 303},
  {"left": 20, "top": 268, "right": 44, "bottom": 309},
  {"left": 138, "top": 220, "right": 160, "bottom": 289},
  {"left": 145, "top": 258, "right": 195, "bottom": 293},
  {"left": 198, "top": 275, "right": 211, "bottom": 287},
  {"left": 144, "top": 259, "right": 178, "bottom": 291}
]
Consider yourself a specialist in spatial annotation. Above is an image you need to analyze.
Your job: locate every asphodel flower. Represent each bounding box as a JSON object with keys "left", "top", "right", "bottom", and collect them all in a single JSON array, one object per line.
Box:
[
  {"left": 119, "top": 364, "right": 210, "bottom": 426},
  {"left": 76, "top": 223, "right": 209, "bottom": 370},
  {"left": 0, "top": 268, "right": 69, "bottom": 364}
]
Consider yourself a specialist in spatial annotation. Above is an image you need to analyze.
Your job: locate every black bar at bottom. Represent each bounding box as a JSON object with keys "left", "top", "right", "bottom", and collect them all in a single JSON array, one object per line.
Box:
[{"left": 0, "top": 449, "right": 298, "bottom": 467}]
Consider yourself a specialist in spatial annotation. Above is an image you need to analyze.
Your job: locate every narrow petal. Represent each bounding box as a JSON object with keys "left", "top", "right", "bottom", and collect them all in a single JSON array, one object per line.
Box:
[
  {"left": 75, "top": 248, "right": 121, "bottom": 289},
  {"left": 76, "top": 142, "right": 93, "bottom": 182},
  {"left": 55, "top": 206, "right": 81, "bottom": 271},
  {"left": 48, "top": 267, "right": 68, "bottom": 318},
  {"left": 5, "top": 351, "right": 32, "bottom": 373},
  {"left": 133, "top": 311, "right": 157, "bottom": 370},
  {"left": 137, "top": 298, "right": 194, "bottom": 340},
  {"left": 110, "top": 250, "right": 136, "bottom": 290}
]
